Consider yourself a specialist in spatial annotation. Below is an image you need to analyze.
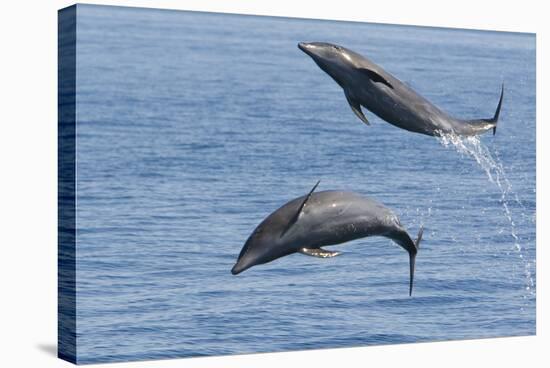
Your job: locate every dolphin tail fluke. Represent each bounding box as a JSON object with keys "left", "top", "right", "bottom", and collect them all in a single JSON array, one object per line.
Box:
[
  {"left": 409, "top": 253, "right": 415, "bottom": 297},
  {"left": 409, "top": 226, "right": 423, "bottom": 297},
  {"left": 461, "top": 84, "right": 503, "bottom": 136},
  {"left": 415, "top": 225, "right": 423, "bottom": 250},
  {"left": 488, "top": 83, "right": 504, "bottom": 135}
]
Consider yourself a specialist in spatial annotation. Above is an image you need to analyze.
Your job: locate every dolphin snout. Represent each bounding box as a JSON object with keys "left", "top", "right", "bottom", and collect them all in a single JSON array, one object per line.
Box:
[
  {"left": 231, "top": 263, "right": 243, "bottom": 275},
  {"left": 231, "top": 258, "right": 252, "bottom": 275},
  {"left": 298, "top": 42, "right": 315, "bottom": 55}
]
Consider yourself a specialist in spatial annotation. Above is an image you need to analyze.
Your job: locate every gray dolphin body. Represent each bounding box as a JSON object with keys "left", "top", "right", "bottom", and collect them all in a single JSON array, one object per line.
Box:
[
  {"left": 231, "top": 182, "right": 423, "bottom": 296},
  {"left": 298, "top": 42, "right": 504, "bottom": 137}
]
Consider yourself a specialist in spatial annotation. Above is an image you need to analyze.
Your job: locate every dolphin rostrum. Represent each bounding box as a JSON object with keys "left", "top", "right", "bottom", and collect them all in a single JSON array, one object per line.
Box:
[
  {"left": 298, "top": 42, "right": 503, "bottom": 137},
  {"left": 231, "top": 181, "right": 423, "bottom": 296}
]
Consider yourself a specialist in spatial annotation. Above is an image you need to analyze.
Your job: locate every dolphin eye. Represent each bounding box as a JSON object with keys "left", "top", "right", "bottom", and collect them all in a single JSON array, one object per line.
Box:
[{"left": 253, "top": 227, "right": 264, "bottom": 235}]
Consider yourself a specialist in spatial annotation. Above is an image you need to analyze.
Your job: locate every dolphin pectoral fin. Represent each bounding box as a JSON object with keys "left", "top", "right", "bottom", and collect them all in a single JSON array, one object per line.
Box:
[
  {"left": 299, "top": 247, "right": 341, "bottom": 258},
  {"left": 344, "top": 89, "right": 370, "bottom": 125},
  {"left": 357, "top": 68, "right": 394, "bottom": 89}
]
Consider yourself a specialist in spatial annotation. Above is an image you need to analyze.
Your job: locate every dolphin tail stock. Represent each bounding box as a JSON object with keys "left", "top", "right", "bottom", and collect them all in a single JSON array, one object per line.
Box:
[{"left": 408, "top": 225, "right": 423, "bottom": 297}]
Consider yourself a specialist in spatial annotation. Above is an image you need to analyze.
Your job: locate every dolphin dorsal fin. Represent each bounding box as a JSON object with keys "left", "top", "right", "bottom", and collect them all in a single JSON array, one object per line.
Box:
[
  {"left": 358, "top": 68, "right": 394, "bottom": 89},
  {"left": 280, "top": 180, "right": 320, "bottom": 238}
]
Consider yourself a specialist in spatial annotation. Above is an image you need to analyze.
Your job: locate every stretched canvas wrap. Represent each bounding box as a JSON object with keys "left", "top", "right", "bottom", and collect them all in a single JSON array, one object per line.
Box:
[{"left": 58, "top": 4, "right": 536, "bottom": 364}]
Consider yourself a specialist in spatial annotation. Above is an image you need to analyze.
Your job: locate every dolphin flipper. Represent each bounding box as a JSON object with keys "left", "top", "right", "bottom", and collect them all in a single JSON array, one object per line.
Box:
[
  {"left": 300, "top": 247, "right": 341, "bottom": 258},
  {"left": 345, "top": 89, "right": 370, "bottom": 125}
]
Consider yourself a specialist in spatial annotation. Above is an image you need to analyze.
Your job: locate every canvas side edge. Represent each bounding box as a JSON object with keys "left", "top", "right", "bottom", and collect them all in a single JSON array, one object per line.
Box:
[{"left": 58, "top": 4, "right": 77, "bottom": 365}]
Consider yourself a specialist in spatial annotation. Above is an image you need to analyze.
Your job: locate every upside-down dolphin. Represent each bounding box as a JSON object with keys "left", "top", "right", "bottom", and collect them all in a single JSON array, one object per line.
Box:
[
  {"left": 298, "top": 42, "right": 504, "bottom": 137},
  {"left": 231, "top": 181, "right": 423, "bottom": 296}
]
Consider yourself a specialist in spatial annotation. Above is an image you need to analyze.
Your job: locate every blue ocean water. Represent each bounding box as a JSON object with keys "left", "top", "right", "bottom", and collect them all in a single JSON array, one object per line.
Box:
[{"left": 72, "top": 5, "right": 536, "bottom": 364}]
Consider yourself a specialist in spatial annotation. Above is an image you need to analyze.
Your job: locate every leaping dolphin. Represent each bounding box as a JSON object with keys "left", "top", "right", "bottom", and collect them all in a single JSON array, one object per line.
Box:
[
  {"left": 231, "top": 181, "right": 424, "bottom": 296},
  {"left": 298, "top": 42, "right": 503, "bottom": 137}
]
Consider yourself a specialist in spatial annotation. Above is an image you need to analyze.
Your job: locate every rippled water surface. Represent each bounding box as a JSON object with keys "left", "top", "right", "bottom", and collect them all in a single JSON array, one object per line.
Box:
[{"left": 72, "top": 4, "right": 535, "bottom": 364}]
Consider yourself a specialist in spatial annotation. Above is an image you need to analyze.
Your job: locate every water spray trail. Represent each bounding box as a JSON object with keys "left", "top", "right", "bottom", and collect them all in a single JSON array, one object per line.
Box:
[{"left": 437, "top": 133, "right": 535, "bottom": 298}]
